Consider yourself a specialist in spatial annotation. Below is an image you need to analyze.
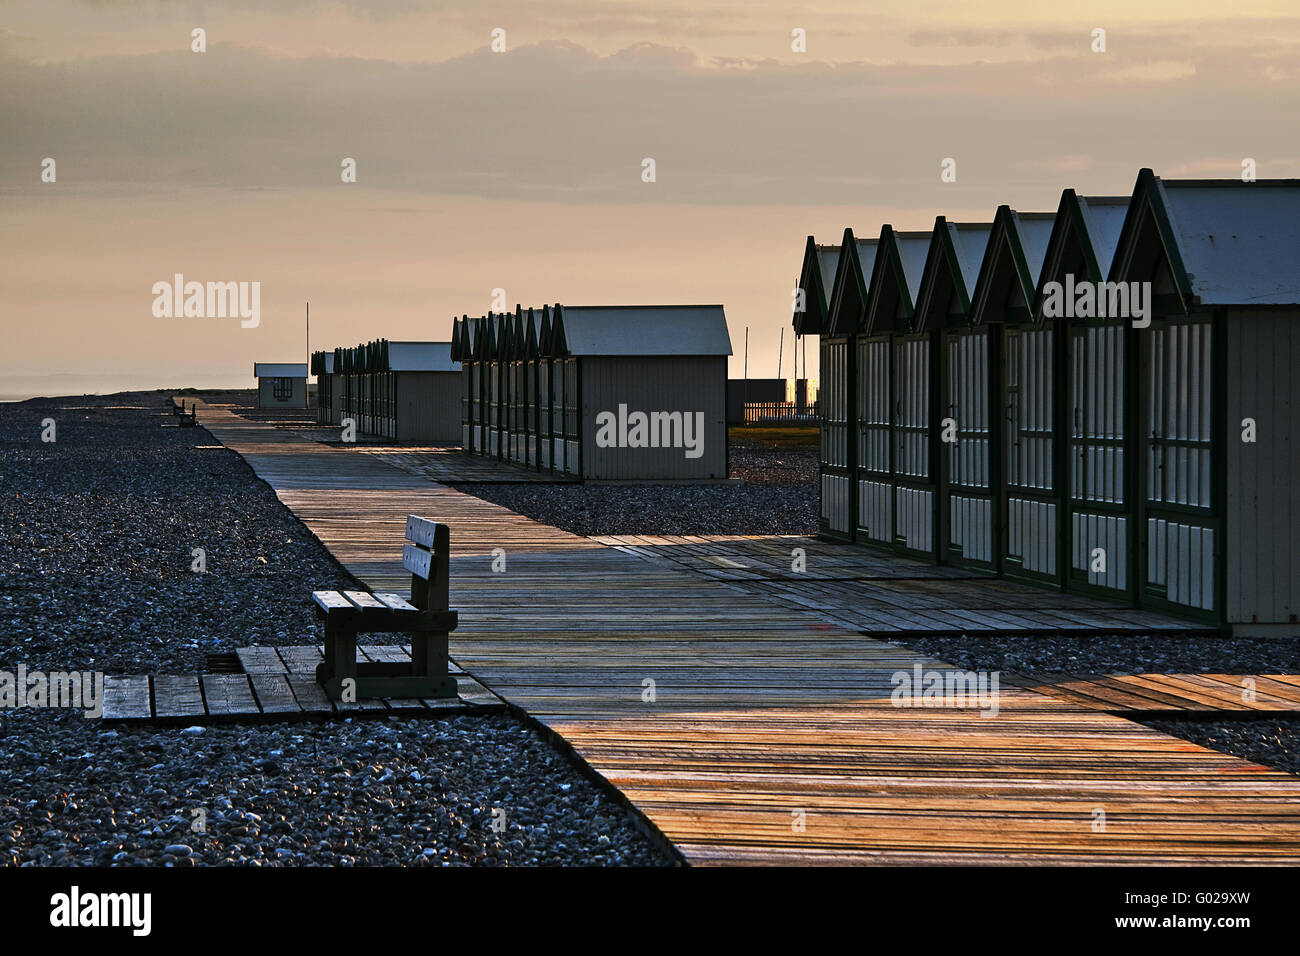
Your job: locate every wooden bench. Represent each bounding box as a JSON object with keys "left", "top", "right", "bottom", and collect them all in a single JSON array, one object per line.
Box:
[{"left": 312, "top": 515, "right": 459, "bottom": 700}]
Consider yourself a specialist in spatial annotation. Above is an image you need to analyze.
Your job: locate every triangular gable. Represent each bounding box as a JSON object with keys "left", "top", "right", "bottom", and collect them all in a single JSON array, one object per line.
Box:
[
  {"left": 792, "top": 236, "right": 841, "bottom": 335},
  {"left": 524, "top": 307, "right": 541, "bottom": 358},
  {"left": 538, "top": 306, "right": 553, "bottom": 357},
  {"left": 548, "top": 305, "right": 570, "bottom": 357},
  {"left": 826, "top": 228, "right": 880, "bottom": 337},
  {"left": 1034, "top": 191, "right": 1130, "bottom": 319},
  {"left": 865, "top": 225, "right": 934, "bottom": 335},
  {"left": 970, "top": 206, "right": 1055, "bottom": 325},
  {"left": 915, "top": 217, "right": 995, "bottom": 332}
]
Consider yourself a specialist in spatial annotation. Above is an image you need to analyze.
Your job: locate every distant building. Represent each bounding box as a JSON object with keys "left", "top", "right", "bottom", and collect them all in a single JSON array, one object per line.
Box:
[
  {"left": 454, "top": 304, "right": 732, "bottom": 480},
  {"left": 316, "top": 340, "right": 461, "bottom": 442},
  {"left": 726, "top": 378, "right": 808, "bottom": 424},
  {"left": 253, "top": 362, "right": 308, "bottom": 409}
]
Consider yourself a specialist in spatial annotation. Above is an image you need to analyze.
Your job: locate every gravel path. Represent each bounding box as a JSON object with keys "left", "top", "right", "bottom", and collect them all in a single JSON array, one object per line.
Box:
[
  {"left": 0, "top": 392, "right": 675, "bottom": 867},
  {"left": 452, "top": 434, "right": 818, "bottom": 536},
  {"left": 888, "top": 633, "right": 1300, "bottom": 675},
  {"left": 1142, "top": 718, "right": 1300, "bottom": 777}
]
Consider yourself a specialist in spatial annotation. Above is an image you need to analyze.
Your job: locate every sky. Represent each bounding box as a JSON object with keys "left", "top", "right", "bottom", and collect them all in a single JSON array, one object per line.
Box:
[{"left": 2, "top": 0, "right": 1299, "bottom": 394}]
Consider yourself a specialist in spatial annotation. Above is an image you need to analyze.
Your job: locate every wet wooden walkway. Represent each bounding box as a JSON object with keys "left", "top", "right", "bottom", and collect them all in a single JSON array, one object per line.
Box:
[{"left": 179, "top": 401, "right": 1300, "bottom": 865}]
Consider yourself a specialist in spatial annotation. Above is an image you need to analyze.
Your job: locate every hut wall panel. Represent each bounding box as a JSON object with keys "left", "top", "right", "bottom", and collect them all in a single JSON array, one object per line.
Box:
[
  {"left": 331, "top": 375, "right": 344, "bottom": 424},
  {"left": 1226, "top": 311, "right": 1300, "bottom": 625},
  {"left": 1147, "top": 518, "right": 1214, "bottom": 611},
  {"left": 1006, "top": 328, "right": 1054, "bottom": 492},
  {"left": 1146, "top": 320, "right": 1212, "bottom": 508},
  {"left": 894, "top": 337, "right": 931, "bottom": 480},
  {"left": 579, "top": 356, "right": 727, "bottom": 480},
  {"left": 822, "top": 474, "right": 850, "bottom": 533},
  {"left": 1007, "top": 498, "right": 1057, "bottom": 576},
  {"left": 857, "top": 480, "right": 893, "bottom": 543},
  {"left": 950, "top": 495, "right": 993, "bottom": 563},
  {"left": 1071, "top": 512, "right": 1127, "bottom": 591},
  {"left": 820, "top": 340, "right": 848, "bottom": 470},
  {"left": 856, "top": 338, "right": 890, "bottom": 475},
  {"left": 895, "top": 486, "right": 933, "bottom": 553},
  {"left": 946, "top": 332, "right": 990, "bottom": 489}
]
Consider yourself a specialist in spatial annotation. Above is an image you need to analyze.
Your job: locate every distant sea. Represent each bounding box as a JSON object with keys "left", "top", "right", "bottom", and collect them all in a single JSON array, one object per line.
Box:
[{"left": 0, "top": 374, "right": 249, "bottom": 403}]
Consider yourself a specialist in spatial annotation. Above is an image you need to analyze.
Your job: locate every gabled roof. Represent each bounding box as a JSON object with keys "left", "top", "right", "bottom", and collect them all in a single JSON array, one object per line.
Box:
[
  {"left": 865, "top": 225, "right": 934, "bottom": 334},
  {"left": 914, "top": 218, "right": 994, "bottom": 332},
  {"left": 1110, "top": 168, "right": 1300, "bottom": 309},
  {"left": 970, "top": 206, "right": 1056, "bottom": 325},
  {"left": 309, "top": 351, "right": 335, "bottom": 376},
  {"left": 387, "top": 341, "right": 459, "bottom": 372},
  {"left": 826, "top": 228, "right": 881, "bottom": 337},
  {"left": 792, "top": 237, "right": 841, "bottom": 335},
  {"left": 1033, "top": 191, "right": 1129, "bottom": 319},
  {"left": 547, "top": 305, "right": 732, "bottom": 357},
  {"left": 253, "top": 362, "right": 307, "bottom": 378}
]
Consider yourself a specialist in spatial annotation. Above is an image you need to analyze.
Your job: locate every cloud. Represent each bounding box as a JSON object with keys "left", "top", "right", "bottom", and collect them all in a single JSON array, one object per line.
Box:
[{"left": 1, "top": 32, "right": 1298, "bottom": 208}]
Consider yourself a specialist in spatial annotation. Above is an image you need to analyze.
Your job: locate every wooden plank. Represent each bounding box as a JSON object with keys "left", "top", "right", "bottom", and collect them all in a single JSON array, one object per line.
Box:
[
  {"left": 405, "top": 515, "right": 444, "bottom": 548},
  {"left": 286, "top": 676, "right": 335, "bottom": 715},
  {"left": 236, "top": 646, "right": 288, "bottom": 674},
  {"left": 343, "top": 590, "right": 385, "bottom": 610},
  {"left": 373, "top": 592, "right": 418, "bottom": 612},
  {"left": 152, "top": 674, "right": 206, "bottom": 720},
  {"left": 313, "top": 590, "right": 352, "bottom": 612},
  {"left": 402, "top": 543, "right": 432, "bottom": 579},
  {"left": 249, "top": 674, "right": 302, "bottom": 715},
  {"left": 101, "top": 676, "right": 152, "bottom": 721},
  {"left": 201, "top": 674, "right": 261, "bottom": 717}
]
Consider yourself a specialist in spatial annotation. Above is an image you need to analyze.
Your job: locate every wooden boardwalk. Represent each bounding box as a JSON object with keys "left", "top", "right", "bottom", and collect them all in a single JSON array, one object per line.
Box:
[
  {"left": 101, "top": 647, "right": 504, "bottom": 722},
  {"left": 185, "top": 401, "right": 1300, "bottom": 864},
  {"left": 592, "top": 534, "right": 1213, "bottom": 634}
]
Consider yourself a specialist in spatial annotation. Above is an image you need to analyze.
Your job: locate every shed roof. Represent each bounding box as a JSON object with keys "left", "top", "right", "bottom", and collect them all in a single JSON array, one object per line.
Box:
[
  {"left": 387, "top": 341, "right": 460, "bottom": 372},
  {"left": 253, "top": 363, "right": 307, "bottom": 378},
  {"left": 550, "top": 305, "right": 732, "bottom": 357},
  {"left": 1111, "top": 169, "right": 1300, "bottom": 307}
]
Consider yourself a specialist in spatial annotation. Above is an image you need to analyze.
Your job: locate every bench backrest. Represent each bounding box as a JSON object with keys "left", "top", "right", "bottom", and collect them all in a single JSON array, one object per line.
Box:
[{"left": 403, "top": 515, "right": 450, "bottom": 612}]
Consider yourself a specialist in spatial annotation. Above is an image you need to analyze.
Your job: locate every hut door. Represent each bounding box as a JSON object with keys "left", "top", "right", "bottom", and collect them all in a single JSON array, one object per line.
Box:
[
  {"left": 945, "top": 329, "right": 994, "bottom": 567},
  {"left": 1140, "top": 317, "right": 1216, "bottom": 614},
  {"left": 819, "top": 338, "right": 852, "bottom": 537},
  {"left": 892, "top": 334, "right": 934, "bottom": 557},
  {"left": 1068, "top": 321, "right": 1130, "bottom": 597},
  {"left": 1002, "top": 326, "right": 1059, "bottom": 582},
  {"left": 856, "top": 336, "right": 893, "bottom": 544}
]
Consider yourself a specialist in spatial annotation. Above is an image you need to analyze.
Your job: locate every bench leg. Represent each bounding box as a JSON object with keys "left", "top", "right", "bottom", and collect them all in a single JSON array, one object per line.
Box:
[{"left": 316, "top": 622, "right": 358, "bottom": 695}]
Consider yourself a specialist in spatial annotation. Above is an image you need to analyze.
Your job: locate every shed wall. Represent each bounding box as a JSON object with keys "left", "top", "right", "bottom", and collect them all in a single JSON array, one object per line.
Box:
[
  {"left": 579, "top": 356, "right": 727, "bottom": 480},
  {"left": 395, "top": 371, "right": 462, "bottom": 443},
  {"left": 1226, "top": 310, "right": 1300, "bottom": 628}
]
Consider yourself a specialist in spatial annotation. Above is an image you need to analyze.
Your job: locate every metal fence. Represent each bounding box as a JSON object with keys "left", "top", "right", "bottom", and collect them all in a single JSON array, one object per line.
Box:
[{"left": 742, "top": 401, "right": 819, "bottom": 425}]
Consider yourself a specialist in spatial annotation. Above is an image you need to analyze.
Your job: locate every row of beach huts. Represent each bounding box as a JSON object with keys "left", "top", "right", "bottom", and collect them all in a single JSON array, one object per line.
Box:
[
  {"left": 794, "top": 168, "right": 1300, "bottom": 634},
  {"left": 284, "top": 304, "right": 734, "bottom": 481}
]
